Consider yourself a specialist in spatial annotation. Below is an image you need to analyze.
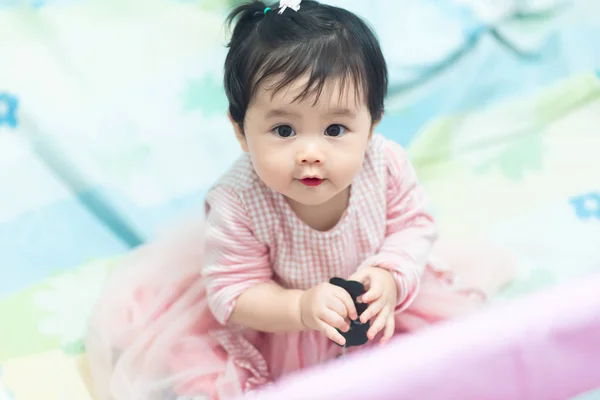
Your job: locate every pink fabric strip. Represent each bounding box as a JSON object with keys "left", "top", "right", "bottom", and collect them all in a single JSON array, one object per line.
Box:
[{"left": 245, "top": 273, "right": 600, "bottom": 400}]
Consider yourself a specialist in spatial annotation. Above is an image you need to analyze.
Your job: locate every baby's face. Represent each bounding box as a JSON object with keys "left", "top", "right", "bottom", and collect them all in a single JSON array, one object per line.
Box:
[{"left": 235, "top": 75, "right": 376, "bottom": 207}]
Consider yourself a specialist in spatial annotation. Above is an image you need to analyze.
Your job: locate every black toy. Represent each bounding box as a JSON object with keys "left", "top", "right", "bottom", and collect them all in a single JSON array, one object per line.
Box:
[{"left": 329, "top": 277, "right": 370, "bottom": 348}]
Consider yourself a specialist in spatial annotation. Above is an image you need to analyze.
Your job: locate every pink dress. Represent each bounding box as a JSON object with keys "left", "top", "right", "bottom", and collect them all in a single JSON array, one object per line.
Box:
[{"left": 85, "top": 135, "right": 515, "bottom": 400}]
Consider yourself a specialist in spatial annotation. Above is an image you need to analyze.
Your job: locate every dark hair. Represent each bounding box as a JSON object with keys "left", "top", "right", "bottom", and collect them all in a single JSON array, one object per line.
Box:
[{"left": 224, "top": 0, "right": 388, "bottom": 129}]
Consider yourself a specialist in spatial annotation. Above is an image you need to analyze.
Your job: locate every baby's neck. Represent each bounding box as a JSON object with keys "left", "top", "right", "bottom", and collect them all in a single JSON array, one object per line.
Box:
[{"left": 287, "top": 187, "right": 350, "bottom": 232}]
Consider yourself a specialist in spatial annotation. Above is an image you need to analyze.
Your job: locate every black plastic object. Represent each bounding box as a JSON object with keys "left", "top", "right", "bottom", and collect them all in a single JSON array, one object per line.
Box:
[{"left": 329, "top": 277, "right": 370, "bottom": 347}]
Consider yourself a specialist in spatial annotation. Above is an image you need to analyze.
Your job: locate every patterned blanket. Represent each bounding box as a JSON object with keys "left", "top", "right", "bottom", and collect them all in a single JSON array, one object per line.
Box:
[{"left": 1, "top": 0, "right": 599, "bottom": 398}]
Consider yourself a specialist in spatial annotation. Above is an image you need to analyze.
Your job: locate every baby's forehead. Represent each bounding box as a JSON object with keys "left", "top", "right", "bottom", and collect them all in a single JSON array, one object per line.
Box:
[{"left": 253, "top": 74, "right": 367, "bottom": 111}]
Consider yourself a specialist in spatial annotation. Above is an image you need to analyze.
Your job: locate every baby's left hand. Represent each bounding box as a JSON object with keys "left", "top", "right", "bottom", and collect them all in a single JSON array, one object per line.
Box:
[{"left": 349, "top": 267, "right": 397, "bottom": 343}]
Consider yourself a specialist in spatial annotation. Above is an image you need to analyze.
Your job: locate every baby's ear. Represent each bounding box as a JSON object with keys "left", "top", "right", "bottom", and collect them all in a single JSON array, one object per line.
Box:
[
  {"left": 369, "top": 115, "right": 382, "bottom": 139},
  {"left": 228, "top": 111, "right": 248, "bottom": 152}
]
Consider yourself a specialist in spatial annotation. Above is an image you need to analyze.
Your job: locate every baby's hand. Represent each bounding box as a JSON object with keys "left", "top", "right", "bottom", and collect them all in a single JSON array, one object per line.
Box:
[
  {"left": 349, "top": 267, "right": 398, "bottom": 343},
  {"left": 300, "top": 282, "right": 358, "bottom": 346}
]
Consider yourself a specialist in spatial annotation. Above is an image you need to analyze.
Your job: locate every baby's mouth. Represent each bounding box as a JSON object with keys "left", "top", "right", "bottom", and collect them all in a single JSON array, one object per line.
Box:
[{"left": 300, "top": 177, "right": 324, "bottom": 187}]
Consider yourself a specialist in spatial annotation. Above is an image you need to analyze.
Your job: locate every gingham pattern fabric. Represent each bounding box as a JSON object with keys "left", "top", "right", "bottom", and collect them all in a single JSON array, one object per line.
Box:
[{"left": 202, "top": 134, "right": 438, "bottom": 390}]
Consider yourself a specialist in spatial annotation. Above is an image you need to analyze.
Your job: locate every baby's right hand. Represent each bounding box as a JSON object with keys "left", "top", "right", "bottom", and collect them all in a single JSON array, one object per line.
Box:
[{"left": 299, "top": 282, "right": 358, "bottom": 346}]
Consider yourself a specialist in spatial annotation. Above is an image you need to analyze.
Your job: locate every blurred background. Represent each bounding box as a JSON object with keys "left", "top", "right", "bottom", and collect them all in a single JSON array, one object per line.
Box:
[{"left": 0, "top": 0, "right": 599, "bottom": 398}]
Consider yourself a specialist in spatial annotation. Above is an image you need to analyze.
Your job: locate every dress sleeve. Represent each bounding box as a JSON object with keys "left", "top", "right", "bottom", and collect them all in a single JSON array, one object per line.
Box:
[
  {"left": 203, "top": 186, "right": 273, "bottom": 325},
  {"left": 358, "top": 140, "right": 438, "bottom": 311}
]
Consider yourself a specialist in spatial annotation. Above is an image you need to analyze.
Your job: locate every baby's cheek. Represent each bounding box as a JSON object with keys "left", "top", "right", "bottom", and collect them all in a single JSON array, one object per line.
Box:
[
  {"left": 263, "top": 155, "right": 291, "bottom": 175},
  {"left": 336, "top": 158, "right": 364, "bottom": 184},
  {"left": 252, "top": 154, "right": 292, "bottom": 186}
]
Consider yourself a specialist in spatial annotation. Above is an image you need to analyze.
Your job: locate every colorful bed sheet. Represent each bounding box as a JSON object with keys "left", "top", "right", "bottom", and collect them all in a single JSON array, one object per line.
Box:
[
  {"left": 1, "top": 71, "right": 600, "bottom": 400},
  {"left": 1, "top": 0, "right": 600, "bottom": 399},
  {"left": 2, "top": 0, "right": 600, "bottom": 298}
]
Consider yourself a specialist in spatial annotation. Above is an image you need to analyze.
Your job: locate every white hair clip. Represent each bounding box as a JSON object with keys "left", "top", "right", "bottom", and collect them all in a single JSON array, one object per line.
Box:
[{"left": 278, "top": 0, "right": 301, "bottom": 14}]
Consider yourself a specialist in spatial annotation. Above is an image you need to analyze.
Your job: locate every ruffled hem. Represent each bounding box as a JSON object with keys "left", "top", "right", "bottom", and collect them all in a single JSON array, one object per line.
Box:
[{"left": 85, "top": 227, "right": 514, "bottom": 399}]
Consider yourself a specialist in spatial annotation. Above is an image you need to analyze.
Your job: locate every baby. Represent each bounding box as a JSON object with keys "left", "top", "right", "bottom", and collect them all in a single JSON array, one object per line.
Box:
[{"left": 86, "top": 1, "right": 514, "bottom": 399}]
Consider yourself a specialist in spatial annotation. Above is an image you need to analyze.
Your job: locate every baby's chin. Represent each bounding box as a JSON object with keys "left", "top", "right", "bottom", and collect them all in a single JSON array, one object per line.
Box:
[
  {"left": 283, "top": 185, "right": 350, "bottom": 208},
  {"left": 287, "top": 195, "right": 335, "bottom": 208}
]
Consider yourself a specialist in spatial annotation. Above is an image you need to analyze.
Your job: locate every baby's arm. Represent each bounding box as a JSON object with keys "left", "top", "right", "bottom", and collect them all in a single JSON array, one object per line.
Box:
[
  {"left": 358, "top": 140, "right": 438, "bottom": 311},
  {"left": 203, "top": 186, "right": 305, "bottom": 332},
  {"left": 230, "top": 283, "right": 305, "bottom": 331}
]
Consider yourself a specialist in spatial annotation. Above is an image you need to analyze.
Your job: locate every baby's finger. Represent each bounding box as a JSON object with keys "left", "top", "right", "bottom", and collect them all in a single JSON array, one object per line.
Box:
[
  {"left": 321, "top": 309, "right": 350, "bottom": 333},
  {"left": 380, "top": 314, "right": 395, "bottom": 344},
  {"left": 367, "top": 307, "right": 390, "bottom": 340},
  {"left": 319, "top": 320, "right": 346, "bottom": 346},
  {"left": 348, "top": 268, "right": 368, "bottom": 283},
  {"left": 327, "top": 296, "right": 348, "bottom": 319},
  {"left": 360, "top": 283, "right": 383, "bottom": 304},
  {"left": 333, "top": 287, "right": 358, "bottom": 320},
  {"left": 360, "top": 299, "right": 384, "bottom": 324}
]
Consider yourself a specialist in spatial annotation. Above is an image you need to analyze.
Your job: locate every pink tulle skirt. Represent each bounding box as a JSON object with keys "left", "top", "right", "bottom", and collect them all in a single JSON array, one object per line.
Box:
[{"left": 85, "top": 221, "right": 515, "bottom": 400}]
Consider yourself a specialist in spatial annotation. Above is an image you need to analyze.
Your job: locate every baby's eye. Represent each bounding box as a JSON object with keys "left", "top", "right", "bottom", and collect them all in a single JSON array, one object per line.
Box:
[
  {"left": 273, "top": 125, "right": 296, "bottom": 138},
  {"left": 325, "top": 124, "right": 347, "bottom": 137}
]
